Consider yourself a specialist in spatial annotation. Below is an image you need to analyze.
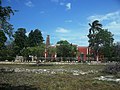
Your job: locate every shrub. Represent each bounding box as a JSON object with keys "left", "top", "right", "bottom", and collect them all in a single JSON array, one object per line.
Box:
[
  {"left": 7, "top": 57, "right": 15, "bottom": 61},
  {"left": 0, "top": 57, "right": 6, "bottom": 61},
  {"left": 0, "top": 57, "right": 15, "bottom": 61},
  {"left": 109, "top": 57, "right": 120, "bottom": 62},
  {"left": 103, "top": 63, "right": 120, "bottom": 74}
]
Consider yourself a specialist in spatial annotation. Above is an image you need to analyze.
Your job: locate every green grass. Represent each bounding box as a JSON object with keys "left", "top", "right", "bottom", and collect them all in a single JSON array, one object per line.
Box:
[{"left": 0, "top": 64, "right": 120, "bottom": 90}]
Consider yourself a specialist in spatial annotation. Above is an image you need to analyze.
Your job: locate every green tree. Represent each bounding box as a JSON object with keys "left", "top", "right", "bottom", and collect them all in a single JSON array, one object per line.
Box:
[
  {"left": 88, "top": 20, "right": 104, "bottom": 61},
  {"left": 28, "top": 29, "right": 44, "bottom": 47},
  {"left": 112, "top": 42, "right": 120, "bottom": 62},
  {"left": 88, "top": 20, "right": 102, "bottom": 49},
  {"left": 0, "top": 40, "right": 16, "bottom": 61},
  {"left": 6, "top": 41, "right": 15, "bottom": 57},
  {"left": 0, "top": 0, "right": 15, "bottom": 38},
  {"left": 57, "top": 40, "right": 70, "bottom": 57},
  {"left": 56, "top": 40, "right": 77, "bottom": 58},
  {"left": 114, "top": 42, "right": 120, "bottom": 57},
  {"left": 13, "top": 28, "right": 28, "bottom": 55},
  {"left": 88, "top": 20, "right": 114, "bottom": 61},
  {"left": 70, "top": 44, "right": 77, "bottom": 57},
  {"left": 21, "top": 44, "right": 45, "bottom": 57},
  {"left": 96, "top": 29, "right": 114, "bottom": 60},
  {"left": 20, "top": 47, "right": 30, "bottom": 57},
  {"left": 28, "top": 30, "right": 34, "bottom": 47},
  {"left": 48, "top": 46, "right": 56, "bottom": 57},
  {"left": 0, "top": 30, "right": 7, "bottom": 49}
]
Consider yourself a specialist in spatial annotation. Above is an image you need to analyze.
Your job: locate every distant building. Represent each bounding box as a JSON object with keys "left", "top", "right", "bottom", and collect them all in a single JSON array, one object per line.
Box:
[
  {"left": 45, "top": 35, "right": 103, "bottom": 61},
  {"left": 46, "top": 35, "right": 50, "bottom": 48},
  {"left": 77, "top": 46, "right": 88, "bottom": 61}
]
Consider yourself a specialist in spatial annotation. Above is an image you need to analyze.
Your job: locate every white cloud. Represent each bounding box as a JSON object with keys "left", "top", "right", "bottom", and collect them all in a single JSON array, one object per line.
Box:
[
  {"left": 25, "top": 1, "right": 34, "bottom": 7},
  {"left": 88, "top": 11, "right": 120, "bottom": 43},
  {"left": 88, "top": 11, "right": 120, "bottom": 22},
  {"left": 53, "top": 27, "right": 88, "bottom": 46},
  {"left": 56, "top": 34, "right": 88, "bottom": 46},
  {"left": 51, "top": 0, "right": 71, "bottom": 11},
  {"left": 56, "top": 27, "right": 70, "bottom": 33},
  {"left": 105, "top": 21, "right": 120, "bottom": 30},
  {"left": 66, "top": 3, "right": 71, "bottom": 10},
  {"left": 105, "top": 21, "right": 120, "bottom": 36},
  {"left": 26, "top": 31, "right": 30, "bottom": 36}
]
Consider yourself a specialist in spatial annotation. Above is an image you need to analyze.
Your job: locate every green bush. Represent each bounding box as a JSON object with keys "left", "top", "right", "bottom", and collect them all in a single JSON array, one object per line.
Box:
[
  {"left": 0, "top": 57, "right": 6, "bottom": 61},
  {"left": 0, "top": 57, "right": 15, "bottom": 61},
  {"left": 103, "top": 63, "right": 120, "bottom": 74},
  {"left": 108, "top": 57, "right": 120, "bottom": 62}
]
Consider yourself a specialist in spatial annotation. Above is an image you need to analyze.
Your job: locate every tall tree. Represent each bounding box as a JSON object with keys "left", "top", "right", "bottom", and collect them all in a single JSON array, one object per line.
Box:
[
  {"left": 88, "top": 20, "right": 102, "bottom": 61},
  {"left": 88, "top": 20, "right": 102, "bottom": 48},
  {"left": 13, "top": 28, "right": 27, "bottom": 55},
  {"left": 28, "top": 29, "right": 44, "bottom": 47},
  {"left": 0, "top": 0, "right": 15, "bottom": 38},
  {"left": 5, "top": 40, "right": 15, "bottom": 57},
  {"left": 56, "top": 40, "right": 70, "bottom": 57},
  {"left": 0, "top": 30, "right": 7, "bottom": 49},
  {"left": 96, "top": 29, "right": 114, "bottom": 59},
  {"left": 88, "top": 20, "right": 114, "bottom": 61}
]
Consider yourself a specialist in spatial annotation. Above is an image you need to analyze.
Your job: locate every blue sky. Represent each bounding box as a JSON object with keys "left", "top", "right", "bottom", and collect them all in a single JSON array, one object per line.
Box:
[{"left": 3, "top": 0, "right": 120, "bottom": 46}]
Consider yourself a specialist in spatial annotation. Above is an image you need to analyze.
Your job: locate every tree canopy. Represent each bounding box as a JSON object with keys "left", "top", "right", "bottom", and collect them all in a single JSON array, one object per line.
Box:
[
  {"left": 0, "top": 0, "right": 15, "bottom": 38},
  {"left": 56, "top": 40, "right": 77, "bottom": 57},
  {"left": 13, "top": 28, "right": 27, "bottom": 55},
  {"left": 12, "top": 28, "right": 44, "bottom": 56},
  {"left": 28, "top": 29, "right": 44, "bottom": 47},
  {"left": 21, "top": 44, "right": 45, "bottom": 57},
  {"left": 88, "top": 20, "right": 114, "bottom": 60},
  {"left": 0, "top": 30, "right": 7, "bottom": 49}
]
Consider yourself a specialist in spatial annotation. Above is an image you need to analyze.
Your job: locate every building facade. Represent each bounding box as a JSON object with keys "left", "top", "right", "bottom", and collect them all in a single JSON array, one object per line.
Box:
[{"left": 45, "top": 35, "right": 103, "bottom": 61}]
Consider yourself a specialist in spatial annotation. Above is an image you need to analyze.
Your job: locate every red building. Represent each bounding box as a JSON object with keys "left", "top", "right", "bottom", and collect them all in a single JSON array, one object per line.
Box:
[
  {"left": 77, "top": 46, "right": 104, "bottom": 61},
  {"left": 77, "top": 46, "right": 88, "bottom": 61},
  {"left": 45, "top": 35, "right": 103, "bottom": 61}
]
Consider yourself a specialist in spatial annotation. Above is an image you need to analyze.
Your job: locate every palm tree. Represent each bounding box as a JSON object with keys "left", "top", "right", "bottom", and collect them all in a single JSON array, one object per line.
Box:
[
  {"left": 88, "top": 20, "right": 102, "bottom": 35},
  {"left": 88, "top": 20, "right": 102, "bottom": 61}
]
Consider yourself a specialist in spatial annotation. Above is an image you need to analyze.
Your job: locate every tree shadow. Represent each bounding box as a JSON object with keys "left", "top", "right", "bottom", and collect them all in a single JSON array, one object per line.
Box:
[{"left": 30, "top": 63, "right": 54, "bottom": 67}]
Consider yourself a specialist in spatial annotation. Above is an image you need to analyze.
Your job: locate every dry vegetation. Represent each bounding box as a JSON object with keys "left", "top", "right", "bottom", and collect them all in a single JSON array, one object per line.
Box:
[{"left": 0, "top": 64, "right": 120, "bottom": 90}]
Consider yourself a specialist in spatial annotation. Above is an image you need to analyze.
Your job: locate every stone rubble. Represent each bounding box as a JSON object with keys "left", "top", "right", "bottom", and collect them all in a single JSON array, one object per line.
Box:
[
  {"left": 95, "top": 75, "right": 120, "bottom": 83},
  {"left": 2, "top": 67, "right": 120, "bottom": 83},
  {"left": 13, "top": 68, "right": 98, "bottom": 75},
  {"left": 0, "top": 67, "right": 98, "bottom": 76}
]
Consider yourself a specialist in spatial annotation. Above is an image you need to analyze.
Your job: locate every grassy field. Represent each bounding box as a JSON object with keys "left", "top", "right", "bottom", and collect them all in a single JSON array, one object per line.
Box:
[{"left": 0, "top": 63, "right": 120, "bottom": 90}]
